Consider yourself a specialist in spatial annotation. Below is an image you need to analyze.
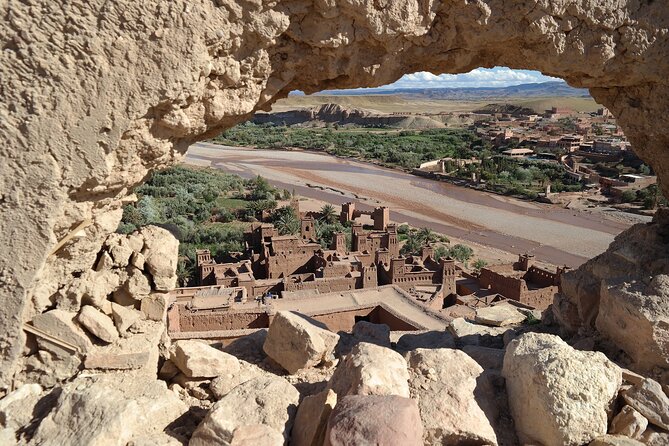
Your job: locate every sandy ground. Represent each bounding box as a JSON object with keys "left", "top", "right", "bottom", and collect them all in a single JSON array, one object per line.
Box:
[{"left": 185, "top": 143, "right": 648, "bottom": 268}]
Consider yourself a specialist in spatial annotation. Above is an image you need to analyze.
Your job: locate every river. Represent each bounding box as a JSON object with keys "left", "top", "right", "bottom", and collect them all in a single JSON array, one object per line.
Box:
[{"left": 185, "top": 142, "right": 645, "bottom": 268}]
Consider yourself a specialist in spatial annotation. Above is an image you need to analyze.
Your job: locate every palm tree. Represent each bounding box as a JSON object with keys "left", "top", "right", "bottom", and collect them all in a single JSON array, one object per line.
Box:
[
  {"left": 276, "top": 213, "right": 299, "bottom": 235},
  {"left": 417, "top": 227, "right": 438, "bottom": 244},
  {"left": 320, "top": 204, "right": 337, "bottom": 224}
]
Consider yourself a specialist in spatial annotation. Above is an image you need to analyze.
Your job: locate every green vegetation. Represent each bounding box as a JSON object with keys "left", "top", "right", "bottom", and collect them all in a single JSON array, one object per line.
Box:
[
  {"left": 472, "top": 259, "right": 488, "bottom": 271},
  {"left": 216, "top": 122, "right": 480, "bottom": 169},
  {"left": 117, "top": 166, "right": 290, "bottom": 286},
  {"left": 400, "top": 227, "right": 473, "bottom": 265}
]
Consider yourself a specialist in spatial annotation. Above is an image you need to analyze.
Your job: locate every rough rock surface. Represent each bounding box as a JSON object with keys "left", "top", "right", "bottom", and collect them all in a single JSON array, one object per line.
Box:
[
  {"left": 327, "top": 342, "right": 410, "bottom": 398},
  {"left": 503, "top": 333, "right": 622, "bottom": 446},
  {"left": 394, "top": 330, "right": 456, "bottom": 353},
  {"left": 2, "top": 0, "right": 669, "bottom": 389},
  {"left": 610, "top": 405, "right": 648, "bottom": 439},
  {"left": 622, "top": 378, "right": 669, "bottom": 431},
  {"left": 209, "top": 360, "right": 270, "bottom": 400},
  {"left": 589, "top": 435, "right": 645, "bottom": 446},
  {"left": 407, "top": 348, "right": 498, "bottom": 445},
  {"left": 229, "top": 425, "right": 284, "bottom": 446},
  {"left": 475, "top": 304, "right": 526, "bottom": 327},
  {"left": 263, "top": 311, "right": 339, "bottom": 374},
  {"left": 554, "top": 211, "right": 669, "bottom": 372},
  {"left": 323, "top": 395, "right": 423, "bottom": 446},
  {"left": 190, "top": 376, "right": 299, "bottom": 446},
  {"left": 448, "top": 318, "right": 512, "bottom": 347},
  {"left": 30, "top": 374, "right": 187, "bottom": 446},
  {"left": 351, "top": 321, "right": 391, "bottom": 347},
  {"left": 77, "top": 305, "right": 119, "bottom": 343},
  {"left": 172, "top": 340, "right": 240, "bottom": 379},
  {"left": 292, "top": 389, "right": 337, "bottom": 446}
]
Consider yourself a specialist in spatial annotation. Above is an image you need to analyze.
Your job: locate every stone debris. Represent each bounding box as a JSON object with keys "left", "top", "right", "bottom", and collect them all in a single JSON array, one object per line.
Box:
[
  {"left": 262, "top": 311, "right": 340, "bottom": 374},
  {"left": 172, "top": 340, "right": 240, "bottom": 379},
  {"left": 209, "top": 360, "right": 270, "bottom": 400},
  {"left": 141, "top": 293, "right": 171, "bottom": 321},
  {"left": 610, "top": 405, "right": 648, "bottom": 439},
  {"left": 461, "top": 345, "right": 505, "bottom": 370},
  {"left": 394, "top": 330, "right": 456, "bottom": 352},
  {"left": 323, "top": 395, "right": 423, "bottom": 446},
  {"left": 229, "top": 424, "right": 284, "bottom": 446},
  {"left": 77, "top": 305, "right": 119, "bottom": 343},
  {"left": 475, "top": 303, "right": 527, "bottom": 327},
  {"left": 141, "top": 226, "right": 179, "bottom": 291},
  {"left": 111, "top": 302, "right": 141, "bottom": 334},
  {"left": 622, "top": 378, "right": 669, "bottom": 431},
  {"left": 31, "top": 309, "right": 94, "bottom": 354},
  {"left": 30, "top": 374, "right": 187, "bottom": 446},
  {"left": 328, "top": 342, "right": 410, "bottom": 398},
  {"left": 189, "top": 376, "right": 299, "bottom": 446},
  {"left": 588, "top": 434, "right": 645, "bottom": 446},
  {"left": 292, "top": 389, "right": 337, "bottom": 446},
  {"left": 503, "top": 333, "right": 622, "bottom": 446},
  {"left": 351, "top": 321, "right": 391, "bottom": 347},
  {"left": 448, "top": 318, "right": 512, "bottom": 347},
  {"left": 407, "top": 348, "right": 498, "bottom": 445},
  {"left": 0, "top": 384, "right": 43, "bottom": 431}
]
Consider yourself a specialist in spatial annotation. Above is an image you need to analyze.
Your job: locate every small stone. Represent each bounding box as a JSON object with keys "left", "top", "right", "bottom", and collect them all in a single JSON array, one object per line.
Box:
[
  {"left": 130, "top": 252, "right": 145, "bottom": 270},
  {"left": 351, "top": 321, "right": 390, "bottom": 347},
  {"left": 623, "top": 378, "right": 669, "bottom": 430},
  {"left": 588, "top": 434, "right": 645, "bottom": 446},
  {"left": 31, "top": 309, "right": 93, "bottom": 353},
  {"left": 141, "top": 293, "right": 170, "bottom": 321},
  {"left": 77, "top": 305, "right": 119, "bottom": 343},
  {"left": 230, "top": 424, "right": 284, "bottom": 446},
  {"left": 159, "top": 360, "right": 180, "bottom": 381},
  {"left": 610, "top": 405, "right": 648, "bottom": 439},
  {"left": 171, "top": 340, "right": 240, "bottom": 378}
]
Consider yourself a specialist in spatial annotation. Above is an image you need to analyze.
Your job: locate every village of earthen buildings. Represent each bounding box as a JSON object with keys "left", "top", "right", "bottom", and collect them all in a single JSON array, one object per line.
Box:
[{"left": 168, "top": 198, "right": 563, "bottom": 340}]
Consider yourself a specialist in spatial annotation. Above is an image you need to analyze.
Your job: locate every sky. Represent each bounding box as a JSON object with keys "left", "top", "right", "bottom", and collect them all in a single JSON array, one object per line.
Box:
[{"left": 383, "top": 67, "right": 560, "bottom": 89}]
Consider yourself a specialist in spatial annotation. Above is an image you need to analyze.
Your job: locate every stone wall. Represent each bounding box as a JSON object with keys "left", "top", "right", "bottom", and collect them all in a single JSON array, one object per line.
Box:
[{"left": 2, "top": 0, "right": 669, "bottom": 388}]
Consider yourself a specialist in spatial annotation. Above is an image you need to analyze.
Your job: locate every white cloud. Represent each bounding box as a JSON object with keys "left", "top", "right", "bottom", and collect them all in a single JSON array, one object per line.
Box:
[{"left": 379, "top": 67, "right": 561, "bottom": 89}]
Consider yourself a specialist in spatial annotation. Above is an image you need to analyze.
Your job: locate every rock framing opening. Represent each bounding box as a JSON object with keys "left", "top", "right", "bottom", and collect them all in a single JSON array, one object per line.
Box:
[{"left": 1, "top": 0, "right": 668, "bottom": 388}]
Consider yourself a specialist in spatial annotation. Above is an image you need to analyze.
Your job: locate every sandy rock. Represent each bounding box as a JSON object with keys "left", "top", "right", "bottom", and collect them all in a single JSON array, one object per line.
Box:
[
  {"left": 596, "top": 277, "right": 669, "bottom": 372},
  {"left": 327, "top": 342, "right": 409, "bottom": 398},
  {"left": 407, "top": 348, "right": 498, "bottom": 445},
  {"left": 190, "top": 376, "right": 299, "bottom": 446},
  {"left": 69, "top": 269, "right": 121, "bottom": 310},
  {"left": 610, "top": 405, "right": 648, "bottom": 439},
  {"left": 130, "top": 252, "right": 145, "bottom": 270},
  {"left": 0, "top": 384, "right": 43, "bottom": 430},
  {"left": 229, "top": 425, "right": 284, "bottom": 446},
  {"left": 503, "top": 333, "right": 622, "bottom": 446},
  {"left": 209, "top": 360, "right": 270, "bottom": 400},
  {"left": 292, "top": 389, "right": 337, "bottom": 446},
  {"left": 30, "top": 374, "right": 187, "bottom": 446},
  {"left": 351, "top": 321, "right": 390, "bottom": 347},
  {"left": 125, "top": 269, "right": 152, "bottom": 298},
  {"left": 159, "top": 360, "right": 181, "bottom": 381},
  {"left": 323, "top": 395, "right": 422, "bottom": 446},
  {"left": 448, "top": 318, "right": 512, "bottom": 347},
  {"left": 394, "top": 330, "right": 456, "bottom": 352},
  {"left": 622, "top": 378, "right": 669, "bottom": 430},
  {"left": 475, "top": 304, "right": 526, "bottom": 327},
  {"left": 111, "top": 302, "right": 142, "bottom": 334},
  {"left": 589, "top": 434, "right": 645, "bottom": 446},
  {"left": 263, "top": 311, "right": 339, "bottom": 374},
  {"left": 77, "top": 305, "right": 119, "bottom": 343},
  {"left": 141, "top": 293, "right": 171, "bottom": 321},
  {"left": 31, "top": 309, "right": 94, "bottom": 354},
  {"left": 640, "top": 427, "right": 669, "bottom": 446},
  {"left": 172, "top": 340, "right": 240, "bottom": 378},
  {"left": 141, "top": 226, "right": 179, "bottom": 291}
]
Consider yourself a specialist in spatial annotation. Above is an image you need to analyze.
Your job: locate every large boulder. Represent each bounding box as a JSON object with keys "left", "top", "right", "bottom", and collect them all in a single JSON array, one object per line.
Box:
[
  {"left": 323, "top": 395, "right": 423, "bottom": 446},
  {"left": 30, "top": 374, "right": 187, "bottom": 446},
  {"left": 596, "top": 277, "right": 669, "bottom": 372},
  {"left": 475, "top": 303, "right": 526, "bottom": 327},
  {"left": 172, "top": 340, "right": 240, "bottom": 379},
  {"left": 407, "top": 348, "right": 498, "bottom": 445},
  {"left": 189, "top": 376, "right": 299, "bottom": 446},
  {"left": 503, "top": 333, "right": 622, "bottom": 446},
  {"left": 448, "top": 318, "right": 512, "bottom": 347},
  {"left": 327, "top": 342, "right": 409, "bottom": 398},
  {"left": 622, "top": 378, "right": 669, "bottom": 431},
  {"left": 394, "top": 330, "right": 456, "bottom": 353},
  {"left": 351, "top": 321, "right": 391, "bottom": 347},
  {"left": 263, "top": 311, "right": 339, "bottom": 374},
  {"left": 209, "top": 360, "right": 271, "bottom": 400}
]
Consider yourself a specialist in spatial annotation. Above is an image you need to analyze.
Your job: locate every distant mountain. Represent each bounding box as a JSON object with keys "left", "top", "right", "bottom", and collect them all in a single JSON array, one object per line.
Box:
[{"left": 308, "top": 81, "right": 590, "bottom": 99}]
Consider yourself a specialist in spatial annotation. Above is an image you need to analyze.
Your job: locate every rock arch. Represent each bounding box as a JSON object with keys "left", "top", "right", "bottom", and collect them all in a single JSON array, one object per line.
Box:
[{"left": 1, "top": 0, "right": 668, "bottom": 386}]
